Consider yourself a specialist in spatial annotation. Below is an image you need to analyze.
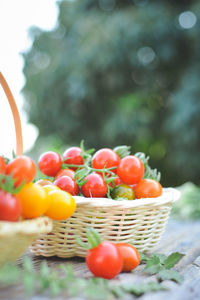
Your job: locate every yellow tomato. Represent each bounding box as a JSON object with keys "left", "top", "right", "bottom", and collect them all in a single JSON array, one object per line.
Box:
[
  {"left": 43, "top": 184, "right": 59, "bottom": 194},
  {"left": 45, "top": 190, "right": 76, "bottom": 221},
  {"left": 17, "top": 182, "right": 50, "bottom": 219}
]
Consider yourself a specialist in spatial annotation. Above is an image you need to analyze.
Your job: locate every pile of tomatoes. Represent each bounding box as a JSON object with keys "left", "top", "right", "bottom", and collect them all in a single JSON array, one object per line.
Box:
[
  {"left": 0, "top": 155, "right": 76, "bottom": 222},
  {"left": 37, "top": 144, "right": 163, "bottom": 200}
]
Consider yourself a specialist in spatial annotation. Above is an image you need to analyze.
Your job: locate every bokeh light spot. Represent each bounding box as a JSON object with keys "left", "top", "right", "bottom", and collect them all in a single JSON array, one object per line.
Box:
[{"left": 178, "top": 11, "right": 197, "bottom": 29}]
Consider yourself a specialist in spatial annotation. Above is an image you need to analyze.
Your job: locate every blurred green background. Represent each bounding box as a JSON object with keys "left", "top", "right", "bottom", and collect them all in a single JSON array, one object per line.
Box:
[{"left": 22, "top": 0, "right": 200, "bottom": 191}]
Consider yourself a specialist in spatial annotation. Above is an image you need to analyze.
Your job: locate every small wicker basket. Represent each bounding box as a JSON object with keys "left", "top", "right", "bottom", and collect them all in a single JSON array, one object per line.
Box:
[
  {"left": 31, "top": 187, "right": 180, "bottom": 257},
  {"left": 0, "top": 72, "right": 53, "bottom": 265}
]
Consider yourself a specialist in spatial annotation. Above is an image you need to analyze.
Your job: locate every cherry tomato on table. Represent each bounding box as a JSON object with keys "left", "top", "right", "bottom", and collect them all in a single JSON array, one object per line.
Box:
[
  {"left": 117, "top": 155, "right": 144, "bottom": 185},
  {"left": 135, "top": 179, "right": 162, "bottom": 199},
  {"left": 116, "top": 243, "right": 140, "bottom": 272},
  {"left": 81, "top": 173, "right": 108, "bottom": 198},
  {"left": 6, "top": 156, "right": 37, "bottom": 187},
  {"left": 38, "top": 151, "right": 62, "bottom": 177},
  {"left": 84, "top": 228, "right": 123, "bottom": 279},
  {"left": 92, "top": 148, "right": 120, "bottom": 173},
  {"left": 63, "top": 147, "right": 84, "bottom": 170},
  {"left": 54, "top": 175, "right": 79, "bottom": 195},
  {"left": 0, "top": 190, "right": 22, "bottom": 221}
]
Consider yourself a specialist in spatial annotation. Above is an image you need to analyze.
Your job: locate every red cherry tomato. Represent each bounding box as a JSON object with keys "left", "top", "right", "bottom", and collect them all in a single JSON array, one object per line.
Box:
[
  {"left": 55, "top": 168, "right": 75, "bottom": 179},
  {"left": 63, "top": 147, "right": 84, "bottom": 170},
  {"left": 86, "top": 241, "right": 123, "bottom": 279},
  {"left": 117, "top": 155, "right": 144, "bottom": 184},
  {"left": 92, "top": 148, "right": 120, "bottom": 173},
  {"left": 6, "top": 156, "right": 37, "bottom": 187},
  {"left": 116, "top": 243, "right": 140, "bottom": 272},
  {"left": 0, "top": 190, "right": 22, "bottom": 221},
  {"left": 0, "top": 156, "right": 6, "bottom": 174},
  {"left": 38, "top": 151, "right": 62, "bottom": 177},
  {"left": 135, "top": 179, "right": 162, "bottom": 199},
  {"left": 54, "top": 175, "right": 79, "bottom": 195},
  {"left": 81, "top": 173, "right": 108, "bottom": 198}
]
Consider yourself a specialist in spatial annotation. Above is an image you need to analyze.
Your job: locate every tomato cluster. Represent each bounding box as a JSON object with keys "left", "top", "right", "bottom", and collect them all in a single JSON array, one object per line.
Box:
[
  {"left": 81, "top": 228, "right": 140, "bottom": 279},
  {"left": 0, "top": 155, "right": 76, "bottom": 222},
  {"left": 38, "top": 144, "right": 162, "bottom": 200}
]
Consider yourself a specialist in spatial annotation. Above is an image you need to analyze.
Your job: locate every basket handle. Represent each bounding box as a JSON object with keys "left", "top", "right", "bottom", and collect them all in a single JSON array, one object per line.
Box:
[{"left": 0, "top": 72, "right": 23, "bottom": 156}]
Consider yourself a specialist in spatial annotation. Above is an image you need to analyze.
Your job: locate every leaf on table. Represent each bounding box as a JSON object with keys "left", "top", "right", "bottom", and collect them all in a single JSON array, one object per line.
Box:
[
  {"left": 0, "top": 263, "right": 19, "bottom": 285},
  {"left": 164, "top": 252, "right": 184, "bottom": 269},
  {"left": 139, "top": 252, "right": 150, "bottom": 263},
  {"left": 158, "top": 269, "right": 184, "bottom": 284},
  {"left": 144, "top": 256, "right": 164, "bottom": 274},
  {"left": 122, "top": 282, "right": 167, "bottom": 296},
  {"left": 153, "top": 253, "right": 168, "bottom": 264}
]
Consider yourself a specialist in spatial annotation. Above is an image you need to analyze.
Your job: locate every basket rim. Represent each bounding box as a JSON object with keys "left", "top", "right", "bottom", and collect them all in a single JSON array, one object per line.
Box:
[
  {"left": 0, "top": 217, "right": 52, "bottom": 236},
  {"left": 73, "top": 187, "right": 180, "bottom": 208}
]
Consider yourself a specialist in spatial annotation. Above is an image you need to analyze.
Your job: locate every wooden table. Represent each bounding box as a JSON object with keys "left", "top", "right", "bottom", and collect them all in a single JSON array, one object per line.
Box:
[{"left": 0, "top": 219, "right": 200, "bottom": 300}]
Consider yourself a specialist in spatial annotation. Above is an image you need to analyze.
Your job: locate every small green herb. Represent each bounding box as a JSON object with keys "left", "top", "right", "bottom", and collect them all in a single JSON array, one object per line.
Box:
[
  {"left": 135, "top": 152, "right": 161, "bottom": 181},
  {"left": 164, "top": 252, "right": 184, "bottom": 269},
  {"left": 158, "top": 269, "right": 184, "bottom": 284}
]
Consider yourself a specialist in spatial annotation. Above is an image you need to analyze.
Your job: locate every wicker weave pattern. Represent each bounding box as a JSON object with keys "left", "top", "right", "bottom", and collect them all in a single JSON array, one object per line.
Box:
[
  {"left": 0, "top": 217, "right": 52, "bottom": 265},
  {"left": 31, "top": 188, "right": 180, "bottom": 257}
]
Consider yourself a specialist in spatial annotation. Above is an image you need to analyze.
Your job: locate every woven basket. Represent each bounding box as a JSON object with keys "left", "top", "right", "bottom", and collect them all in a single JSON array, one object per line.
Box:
[
  {"left": 31, "top": 187, "right": 180, "bottom": 257},
  {"left": 0, "top": 72, "right": 53, "bottom": 265}
]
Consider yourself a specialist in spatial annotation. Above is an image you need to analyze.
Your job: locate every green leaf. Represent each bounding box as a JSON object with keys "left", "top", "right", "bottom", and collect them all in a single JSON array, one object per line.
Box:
[
  {"left": 154, "top": 253, "right": 168, "bottom": 264},
  {"left": 144, "top": 256, "right": 164, "bottom": 274},
  {"left": 139, "top": 252, "right": 149, "bottom": 263},
  {"left": 164, "top": 252, "right": 184, "bottom": 269},
  {"left": 122, "top": 282, "right": 166, "bottom": 296},
  {"left": 22, "top": 274, "right": 35, "bottom": 295},
  {"left": 0, "top": 264, "right": 20, "bottom": 285},
  {"left": 158, "top": 269, "right": 184, "bottom": 284}
]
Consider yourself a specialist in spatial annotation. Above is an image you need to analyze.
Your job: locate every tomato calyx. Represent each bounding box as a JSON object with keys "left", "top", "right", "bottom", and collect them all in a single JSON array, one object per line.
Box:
[
  {"left": 76, "top": 227, "right": 102, "bottom": 250},
  {"left": 135, "top": 152, "right": 161, "bottom": 182},
  {"left": 0, "top": 174, "right": 25, "bottom": 195},
  {"left": 113, "top": 145, "right": 131, "bottom": 159}
]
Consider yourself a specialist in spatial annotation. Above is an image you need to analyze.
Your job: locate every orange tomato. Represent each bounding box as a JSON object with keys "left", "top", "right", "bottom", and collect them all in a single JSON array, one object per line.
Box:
[
  {"left": 17, "top": 182, "right": 50, "bottom": 219},
  {"left": 135, "top": 179, "right": 162, "bottom": 199},
  {"left": 55, "top": 168, "right": 75, "bottom": 179},
  {"left": 45, "top": 190, "right": 76, "bottom": 220}
]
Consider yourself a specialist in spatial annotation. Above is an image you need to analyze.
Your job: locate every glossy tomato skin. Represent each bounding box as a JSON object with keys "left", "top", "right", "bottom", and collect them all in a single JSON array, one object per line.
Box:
[
  {"left": 81, "top": 173, "right": 108, "bottom": 198},
  {"left": 111, "top": 184, "right": 135, "bottom": 200},
  {"left": 38, "top": 151, "right": 62, "bottom": 177},
  {"left": 63, "top": 147, "right": 84, "bottom": 170},
  {"left": 135, "top": 179, "right": 162, "bottom": 199},
  {"left": 0, "top": 156, "right": 6, "bottom": 174},
  {"left": 86, "top": 242, "right": 123, "bottom": 279},
  {"left": 117, "top": 155, "right": 144, "bottom": 185},
  {"left": 54, "top": 175, "right": 79, "bottom": 195},
  {"left": 6, "top": 156, "right": 37, "bottom": 187},
  {"left": 0, "top": 190, "right": 22, "bottom": 221},
  {"left": 17, "top": 182, "right": 50, "bottom": 219},
  {"left": 55, "top": 168, "right": 75, "bottom": 180},
  {"left": 116, "top": 243, "right": 140, "bottom": 272},
  {"left": 45, "top": 189, "right": 76, "bottom": 220},
  {"left": 92, "top": 148, "right": 120, "bottom": 173}
]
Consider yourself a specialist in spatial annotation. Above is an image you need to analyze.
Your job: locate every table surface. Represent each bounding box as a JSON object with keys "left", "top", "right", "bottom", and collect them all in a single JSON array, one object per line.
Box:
[{"left": 0, "top": 219, "right": 200, "bottom": 300}]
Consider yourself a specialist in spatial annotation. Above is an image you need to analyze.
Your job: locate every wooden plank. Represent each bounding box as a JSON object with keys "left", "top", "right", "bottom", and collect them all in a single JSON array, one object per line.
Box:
[{"left": 0, "top": 220, "right": 200, "bottom": 300}]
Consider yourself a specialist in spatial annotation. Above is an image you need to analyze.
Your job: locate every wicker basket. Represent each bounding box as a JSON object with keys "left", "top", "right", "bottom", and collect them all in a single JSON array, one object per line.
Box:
[
  {"left": 0, "top": 217, "right": 52, "bottom": 265},
  {"left": 31, "top": 187, "right": 180, "bottom": 257},
  {"left": 0, "top": 72, "right": 53, "bottom": 265}
]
